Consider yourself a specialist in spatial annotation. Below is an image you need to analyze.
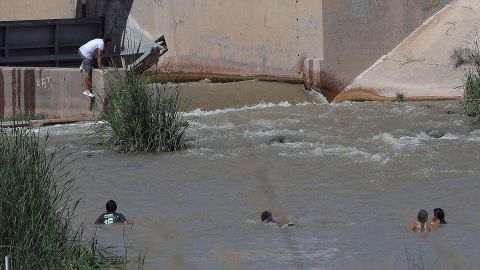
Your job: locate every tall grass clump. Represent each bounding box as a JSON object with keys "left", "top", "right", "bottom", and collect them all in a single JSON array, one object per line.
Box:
[
  {"left": 0, "top": 126, "right": 117, "bottom": 269},
  {"left": 452, "top": 40, "right": 480, "bottom": 124},
  {"left": 99, "top": 69, "right": 189, "bottom": 152}
]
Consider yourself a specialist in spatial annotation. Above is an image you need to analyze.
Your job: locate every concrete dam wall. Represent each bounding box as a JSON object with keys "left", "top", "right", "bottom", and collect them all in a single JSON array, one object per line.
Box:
[
  {"left": 0, "top": 0, "right": 455, "bottom": 109},
  {"left": 0, "top": 0, "right": 78, "bottom": 21},
  {"left": 100, "top": 0, "right": 449, "bottom": 99},
  {"left": 335, "top": 0, "right": 477, "bottom": 101},
  {"left": 315, "top": 0, "right": 451, "bottom": 100},
  {"left": 112, "top": 0, "right": 324, "bottom": 80}
]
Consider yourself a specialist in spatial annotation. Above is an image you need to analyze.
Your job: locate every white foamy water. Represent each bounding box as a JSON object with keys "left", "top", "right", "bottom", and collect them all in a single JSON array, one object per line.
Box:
[
  {"left": 373, "top": 132, "right": 422, "bottom": 150},
  {"left": 184, "top": 101, "right": 300, "bottom": 116}
]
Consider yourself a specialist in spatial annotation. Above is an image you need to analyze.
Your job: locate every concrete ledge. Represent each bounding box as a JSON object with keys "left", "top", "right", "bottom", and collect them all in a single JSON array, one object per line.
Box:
[
  {"left": 144, "top": 71, "right": 303, "bottom": 84},
  {"left": 0, "top": 116, "right": 93, "bottom": 128},
  {"left": 0, "top": 67, "right": 120, "bottom": 119},
  {"left": 333, "top": 87, "right": 461, "bottom": 102}
]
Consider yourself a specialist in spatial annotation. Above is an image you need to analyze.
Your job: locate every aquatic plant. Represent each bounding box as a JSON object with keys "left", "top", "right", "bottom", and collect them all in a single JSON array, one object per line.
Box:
[
  {"left": 99, "top": 69, "right": 189, "bottom": 152},
  {"left": 0, "top": 126, "right": 121, "bottom": 269},
  {"left": 452, "top": 41, "right": 480, "bottom": 124}
]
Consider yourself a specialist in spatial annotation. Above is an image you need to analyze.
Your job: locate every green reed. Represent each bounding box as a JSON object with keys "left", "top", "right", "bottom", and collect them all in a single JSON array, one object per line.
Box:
[
  {"left": 99, "top": 69, "right": 189, "bottom": 152},
  {"left": 452, "top": 41, "right": 480, "bottom": 124},
  {"left": 462, "top": 70, "right": 480, "bottom": 124},
  {"left": 0, "top": 126, "right": 119, "bottom": 269}
]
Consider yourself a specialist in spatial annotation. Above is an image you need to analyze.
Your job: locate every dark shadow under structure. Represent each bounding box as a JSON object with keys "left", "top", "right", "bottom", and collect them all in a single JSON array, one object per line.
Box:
[{"left": 84, "top": 0, "right": 134, "bottom": 56}]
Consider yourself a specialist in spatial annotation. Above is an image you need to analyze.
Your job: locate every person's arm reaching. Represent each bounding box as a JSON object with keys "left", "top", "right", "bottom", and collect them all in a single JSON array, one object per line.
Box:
[{"left": 97, "top": 49, "right": 103, "bottom": 68}]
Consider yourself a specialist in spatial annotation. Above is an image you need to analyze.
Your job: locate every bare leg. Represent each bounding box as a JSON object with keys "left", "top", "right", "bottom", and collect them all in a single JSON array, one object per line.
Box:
[
  {"left": 82, "top": 71, "right": 89, "bottom": 91},
  {"left": 87, "top": 71, "right": 92, "bottom": 91}
]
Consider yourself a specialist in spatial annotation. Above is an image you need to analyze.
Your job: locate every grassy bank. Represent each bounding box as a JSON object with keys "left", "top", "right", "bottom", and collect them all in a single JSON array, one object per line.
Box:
[
  {"left": 99, "top": 70, "right": 189, "bottom": 152},
  {"left": 452, "top": 43, "right": 480, "bottom": 124},
  {"left": 0, "top": 112, "right": 54, "bottom": 122},
  {"left": 0, "top": 126, "right": 118, "bottom": 269}
]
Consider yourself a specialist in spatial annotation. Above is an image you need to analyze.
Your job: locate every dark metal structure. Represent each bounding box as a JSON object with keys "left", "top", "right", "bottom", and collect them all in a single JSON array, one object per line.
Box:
[{"left": 0, "top": 18, "right": 103, "bottom": 67}]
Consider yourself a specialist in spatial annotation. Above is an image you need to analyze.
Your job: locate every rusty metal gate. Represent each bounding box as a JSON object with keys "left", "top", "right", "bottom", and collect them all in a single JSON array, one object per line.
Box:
[{"left": 0, "top": 18, "right": 103, "bottom": 67}]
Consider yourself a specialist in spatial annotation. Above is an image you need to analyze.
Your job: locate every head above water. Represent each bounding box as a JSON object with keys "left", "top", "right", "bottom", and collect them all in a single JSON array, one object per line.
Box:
[
  {"left": 106, "top": 200, "right": 117, "bottom": 213},
  {"left": 433, "top": 208, "right": 447, "bottom": 224},
  {"left": 417, "top": 209, "right": 428, "bottom": 223},
  {"left": 261, "top": 211, "right": 273, "bottom": 223}
]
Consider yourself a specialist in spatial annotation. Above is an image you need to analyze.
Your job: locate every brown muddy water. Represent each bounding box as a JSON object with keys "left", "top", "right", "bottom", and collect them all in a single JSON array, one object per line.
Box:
[{"left": 36, "top": 81, "right": 480, "bottom": 269}]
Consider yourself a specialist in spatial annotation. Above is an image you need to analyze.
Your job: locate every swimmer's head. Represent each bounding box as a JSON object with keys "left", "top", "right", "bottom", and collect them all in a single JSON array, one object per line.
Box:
[
  {"left": 417, "top": 209, "right": 428, "bottom": 223},
  {"left": 433, "top": 208, "right": 447, "bottom": 224},
  {"left": 261, "top": 211, "right": 273, "bottom": 223},
  {"left": 106, "top": 200, "right": 117, "bottom": 213}
]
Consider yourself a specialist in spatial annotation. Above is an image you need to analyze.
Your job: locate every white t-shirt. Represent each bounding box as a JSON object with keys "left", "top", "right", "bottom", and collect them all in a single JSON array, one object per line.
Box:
[{"left": 79, "top": 39, "right": 105, "bottom": 59}]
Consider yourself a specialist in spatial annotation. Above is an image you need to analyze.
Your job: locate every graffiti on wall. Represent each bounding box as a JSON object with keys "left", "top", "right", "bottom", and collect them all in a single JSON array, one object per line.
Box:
[{"left": 36, "top": 76, "right": 53, "bottom": 91}]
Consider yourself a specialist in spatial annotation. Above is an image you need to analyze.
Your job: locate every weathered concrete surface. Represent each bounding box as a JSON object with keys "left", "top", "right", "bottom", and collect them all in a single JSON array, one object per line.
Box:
[
  {"left": 2, "top": 0, "right": 452, "bottom": 98},
  {"left": 0, "top": 0, "right": 77, "bottom": 20},
  {"left": 0, "top": 66, "right": 313, "bottom": 120},
  {"left": 0, "top": 67, "right": 110, "bottom": 119},
  {"left": 310, "top": 0, "right": 452, "bottom": 100},
  {"left": 1, "top": 0, "right": 323, "bottom": 80},
  {"left": 335, "top": 0, "right": 476, "bottom": 102},
  {"left": 303, "top": 57, "right": 324, "bottom": 94},
  {"left": 119, "top": 0, "right": 324, "bottom": 79},
  {"left": 120, "top": 0, "right": 447, "bottom": 87},
  {"left": 174, "top": 80, "right": 318, "bottom": 112}
]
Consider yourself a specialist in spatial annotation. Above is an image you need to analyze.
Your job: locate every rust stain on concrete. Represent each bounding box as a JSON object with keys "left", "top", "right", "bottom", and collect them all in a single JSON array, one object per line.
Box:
[
  {"left": 17, "top": 70, "right": 22, "bottom": 113},
  {"left": 24, "top": 70, "right": 36, "bottom": 115},
  {"left": 0, "top": 71, "right": 4, "bottom": 118},
  {"left": 145, "top": 71, "right": 303, "bottom": 84},
  {"left": 324, "top": 1, "right": 343, "bottom": 12},
  {"left": 317, "top": 70, "right": 345, "bottom": 102},
  {"left": 11, "top": 69, "right": 17, "bottom": 113}
]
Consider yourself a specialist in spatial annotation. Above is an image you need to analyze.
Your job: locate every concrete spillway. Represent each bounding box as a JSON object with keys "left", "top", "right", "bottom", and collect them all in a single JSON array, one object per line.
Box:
[{"left": 335, "top": 0, "right": 480, "bottom": 102}]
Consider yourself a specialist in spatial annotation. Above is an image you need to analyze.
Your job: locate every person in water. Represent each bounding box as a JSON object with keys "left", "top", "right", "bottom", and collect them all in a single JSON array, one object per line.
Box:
[
  {"left": 411, "top": 209, "right": 432, "bottom": 232},
  {"left": 431, "top": 208, "right": 447, "bottom": 225},
  {"left": 261, "top": 211, "right": 278, "bottom": 224},
  {"left": 261, "top": 211, "right": 295, "bottom": 227},
  {"left": 95, "top": 200, "right": 128, "bottom": 224}
]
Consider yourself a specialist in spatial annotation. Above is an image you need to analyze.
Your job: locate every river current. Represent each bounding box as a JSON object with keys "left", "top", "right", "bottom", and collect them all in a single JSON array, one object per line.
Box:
[{"left": 39, "top": 81, "right": 480, "bottom": 269}]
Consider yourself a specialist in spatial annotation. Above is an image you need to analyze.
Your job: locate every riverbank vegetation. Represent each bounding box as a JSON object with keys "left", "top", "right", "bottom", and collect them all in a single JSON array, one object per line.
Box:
[
  {"left": 0, "top": 112, "right": 53, "bottom": 122},
  {"left": 452, "top": 42, "right": 480, "bottom": 124},
  {"left": 99, "top": 69, "right": 189, "bottom": 152},
  {"left": 0, "top": 126, "right": 120, "bottom": 269}
]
